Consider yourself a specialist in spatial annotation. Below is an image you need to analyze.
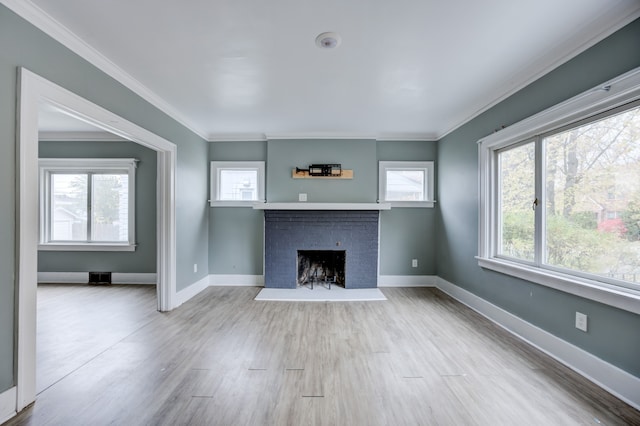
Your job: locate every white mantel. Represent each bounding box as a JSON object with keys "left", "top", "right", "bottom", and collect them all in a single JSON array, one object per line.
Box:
[{"left": 253, "top": 202, "right": 391, "bottom": 210}]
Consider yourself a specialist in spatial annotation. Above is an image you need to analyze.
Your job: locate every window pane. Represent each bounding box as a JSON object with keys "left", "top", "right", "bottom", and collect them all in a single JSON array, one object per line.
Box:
[
  {"left": 385, "top": 169, "right": 425, "bottom": 201},
  {"left": 51, "top": 174, "right": 87, "bottom": 241},
  {"left": 544, "top": 105, "right": 640, "bottom": 286},
  {"left": 219, "top": 170, "right": 258, "bottom": 201},
  {"left": 92, "top": 174, "right": 128, "bottom": 242},
  {"left": 498, "top": 142, "right": 535, "bottom": 261}
]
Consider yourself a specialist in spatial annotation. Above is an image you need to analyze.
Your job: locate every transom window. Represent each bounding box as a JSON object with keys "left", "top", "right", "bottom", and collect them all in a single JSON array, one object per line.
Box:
[
  {"left": 210, "top": 161, "right": 265, "bottom": 206},
  {"left": 39, "top": 158, "right": 137, "bottom": 251},
  {"left": 378, "top": 161, "right": 435, "bottom": 207},
  {"left": 479, "top": 67, "right": 640, "bottom": 311}
]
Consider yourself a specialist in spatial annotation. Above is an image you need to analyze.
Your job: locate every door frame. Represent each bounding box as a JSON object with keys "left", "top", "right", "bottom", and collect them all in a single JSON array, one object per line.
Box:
[{"left": 15, "top": 68, "right": 177, "bottom": 410}]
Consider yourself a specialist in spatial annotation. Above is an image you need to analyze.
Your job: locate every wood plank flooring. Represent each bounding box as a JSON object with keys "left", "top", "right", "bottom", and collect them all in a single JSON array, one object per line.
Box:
[{"left": 6, "top": 286, "right": 640, "bottom": 426}]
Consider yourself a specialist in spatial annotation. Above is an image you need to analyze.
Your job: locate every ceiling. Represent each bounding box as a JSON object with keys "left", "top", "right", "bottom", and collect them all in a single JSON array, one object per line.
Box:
[{"left": 11, "top": 0, "right": 640, "bottom": 141}]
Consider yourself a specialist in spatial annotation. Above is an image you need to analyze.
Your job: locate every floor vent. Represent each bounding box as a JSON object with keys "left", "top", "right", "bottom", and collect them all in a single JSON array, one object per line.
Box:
[{"left": 88, "top": 272, "right": 112, "bottom": 285}]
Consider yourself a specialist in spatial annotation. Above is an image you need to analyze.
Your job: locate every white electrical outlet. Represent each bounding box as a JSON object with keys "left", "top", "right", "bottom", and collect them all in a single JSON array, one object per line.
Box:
[
  {"left": 299, "top": 193, "right": 307, "bottom": 202},
  {"left": 193, "top": 263, "right": 198, "bottom": 273},
  {"left": 412, "top": 259, "right": 418, "bottom": 268},
  {"left": 575, "top": 312, "right": 588, "bottom": 332}
]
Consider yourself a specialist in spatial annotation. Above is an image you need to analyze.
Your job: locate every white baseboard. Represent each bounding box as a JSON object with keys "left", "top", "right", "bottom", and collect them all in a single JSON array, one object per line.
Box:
[
  {"left": 434, "top": 276, "right": 640, "bottom": 411},
  {"left": 0, "top": 386, "right": 16, "bottom": 424},
  {"left": 378, "top": 275, "right": 436, "bottom": 287},
  {"left": 175, "top": 275, "right": 210, "bottom": 307},
  {"left": 112, "top": 273, "right": 156, "bottom": 285},
  {"left": 209, "top": 274, "right": 264, "bottom": 287},
  {"left": 38, "top": 272, "right": 156, "bottom": 284},
  {"left": 38, "top": 272, "right": 87, "bottom": 283}
]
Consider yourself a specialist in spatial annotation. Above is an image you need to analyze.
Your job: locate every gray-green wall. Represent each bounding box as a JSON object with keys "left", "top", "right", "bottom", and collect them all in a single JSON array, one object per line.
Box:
[
  {"left": 38, "top": 140, "right": 157, "bottom": 273},
  {"left": 0, "top": 5, "right": 209, "bottom": 392},
  {"left": 437, "top": 18, "right": 640, "bottom": 377},
  {"left": 208, "top": 139, "right": 438, "bottom": 276}
]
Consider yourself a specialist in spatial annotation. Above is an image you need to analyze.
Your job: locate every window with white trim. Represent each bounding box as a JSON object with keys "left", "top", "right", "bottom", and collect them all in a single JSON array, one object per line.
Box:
[
  {"left": 39, "top": 158, "right": 137, "bottom": 251},
  {"left": 478, "top": 67, "right": 640, "bottom": 309},
  {"left": 379, "top": 161, "right": 435, "bottom": 207},
  {"left": 210, "top": 161, "right": 265, "bottom": 206}
]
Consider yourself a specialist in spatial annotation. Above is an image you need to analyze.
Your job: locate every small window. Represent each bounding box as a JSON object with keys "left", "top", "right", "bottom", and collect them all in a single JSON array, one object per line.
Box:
[
  {"left": 210, "top": 161, "right": 265, "bottom": 207},
  {"left": 379, "top": 161, "right": 435, "bottom": 207},
  {"left": 39, "top": 158, "right": 137, "bottom": 251}
]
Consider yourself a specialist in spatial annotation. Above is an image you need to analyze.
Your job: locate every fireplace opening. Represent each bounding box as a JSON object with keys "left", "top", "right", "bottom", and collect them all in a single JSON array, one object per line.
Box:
[{"left": 297, "top": 250, "right": 346, "bottom": 288}]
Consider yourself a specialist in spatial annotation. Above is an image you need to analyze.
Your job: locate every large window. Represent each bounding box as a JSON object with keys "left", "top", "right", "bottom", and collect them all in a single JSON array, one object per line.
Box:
[
  {"left": 378, "top": 161, "right": 435, "bottom": 207},
  {"left": 479, "top": 67, "right": 640, "bottom": 311},
  {"left": 39, "top": 158, "right": 137, "bottom": 251},
  {"left": 209, "top": 161, "right": 265, "bottom": 206}
]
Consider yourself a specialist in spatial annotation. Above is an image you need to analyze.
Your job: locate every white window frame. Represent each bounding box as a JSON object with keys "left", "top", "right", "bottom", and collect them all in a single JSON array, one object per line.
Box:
[
  {"left": 39, "top": 158, "right": 137, "bottom": 251},
  {"left": 378, "top": 161, "right": 435, "bottom": 207},
  {"left": 209, "top": 161, "right": 265, "bottom": 207},
  {"left": 478, "top": 67, "right": 640, "bottom": 314}
]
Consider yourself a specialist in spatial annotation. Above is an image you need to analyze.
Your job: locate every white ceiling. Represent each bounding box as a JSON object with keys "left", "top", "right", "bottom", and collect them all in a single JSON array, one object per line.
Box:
[{"left": 11, "top": 0, "right": 640, "bottom": 141}]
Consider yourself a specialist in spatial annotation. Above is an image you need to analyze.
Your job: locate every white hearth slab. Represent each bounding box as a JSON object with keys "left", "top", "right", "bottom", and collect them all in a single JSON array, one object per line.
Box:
[{"left": 255, "top": 286, "right": 387, "bottom": 302}]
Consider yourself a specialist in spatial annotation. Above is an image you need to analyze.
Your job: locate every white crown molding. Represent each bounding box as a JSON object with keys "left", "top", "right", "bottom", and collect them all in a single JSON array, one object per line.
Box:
[
  {"left": 208, "top": 133, "right": 437, "bottom": 142},
  {"left": 39, "top": 130, "right": 128, "bottom": 142},
  {"left": 1, "top": 0, "right": 208, "bottom": 141},
  {"left": 437, "top": 2, "right": 640, "bottom": 140}
]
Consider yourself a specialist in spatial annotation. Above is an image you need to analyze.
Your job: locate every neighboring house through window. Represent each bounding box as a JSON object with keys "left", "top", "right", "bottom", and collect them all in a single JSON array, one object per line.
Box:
[
  {"left": 378, "top": 161, "right": 435, "bottom": 207},
  {"left": 39, "top": 158, "right": 137, "bottom": 251}
]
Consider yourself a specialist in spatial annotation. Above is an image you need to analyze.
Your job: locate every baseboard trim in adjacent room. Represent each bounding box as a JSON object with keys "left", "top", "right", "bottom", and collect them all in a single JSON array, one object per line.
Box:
[
  {"left": 38, "top": 272, "right": 87, "bottom": 283},
  {"left": 175, "top": 275, "right": 210, "bottom": 308},
  {"left": 112, "top": 273, "right": 156, "bottom": 285},
  {"left": 377, "top": 275, "right": 436, "bottom": 287},
  {"left": 38, "top": 272, "right": 156, "bottom": 284},
  {"left": 434, "top": 276, "right": 640, "bottom": 411},
  {"left": 209, "top": 274, "right": 264, "bottom": 287},
  {"left": 0, "top": 386, "right": 16, "bottom": 424}
]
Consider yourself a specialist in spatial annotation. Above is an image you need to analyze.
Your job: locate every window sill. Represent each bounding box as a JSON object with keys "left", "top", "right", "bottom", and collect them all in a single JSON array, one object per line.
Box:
[
  {"left": 209, "top": 200, "right": 265, "bottom": 207},
  {"left": 476, "top": 257, "right": 640, "bottom": 315},
  {"left": 382, "top": 200, "right": 436, "bottom": 208},
  {"left": 39, "top": 243, "right": 136, "bottom": 252}
]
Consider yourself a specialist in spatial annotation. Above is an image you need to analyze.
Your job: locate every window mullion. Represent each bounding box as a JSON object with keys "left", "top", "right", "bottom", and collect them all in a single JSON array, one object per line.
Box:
[
  {"left": 534, "top": 136, "right": 544, "bottom": 267},
  {"left": 87, "top": 172, "right": 93, "bottom": 242}
]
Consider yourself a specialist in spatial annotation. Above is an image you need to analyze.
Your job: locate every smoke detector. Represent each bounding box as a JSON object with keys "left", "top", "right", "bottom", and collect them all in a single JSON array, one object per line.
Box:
[{"left": 315, "top": 32, "right": 342, "bottom": 49}]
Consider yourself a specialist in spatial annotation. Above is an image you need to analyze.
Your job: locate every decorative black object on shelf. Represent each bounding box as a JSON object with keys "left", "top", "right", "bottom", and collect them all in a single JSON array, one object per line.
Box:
[{"left": 295, "top": 164, "right": 342, "bottom": 177}]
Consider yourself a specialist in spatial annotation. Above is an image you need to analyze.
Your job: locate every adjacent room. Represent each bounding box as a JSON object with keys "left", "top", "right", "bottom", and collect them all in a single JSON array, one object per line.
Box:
[{"left": 1, "top": 1, "right": 639, "bottom": 424}]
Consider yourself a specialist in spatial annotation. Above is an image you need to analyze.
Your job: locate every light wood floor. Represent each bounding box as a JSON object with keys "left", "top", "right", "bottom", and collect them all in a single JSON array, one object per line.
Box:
[{"left": 6, "top": 286, "right": 640, "bottom": 426}]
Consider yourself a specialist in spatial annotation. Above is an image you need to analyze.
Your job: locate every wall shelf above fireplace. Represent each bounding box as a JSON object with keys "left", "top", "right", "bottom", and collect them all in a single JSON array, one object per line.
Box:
[
  {"left": 292, "top": 168, "right": 353, "bottom": 179},
  {"left": 253, "top": 202, "right": 391, "bottom": 210}
]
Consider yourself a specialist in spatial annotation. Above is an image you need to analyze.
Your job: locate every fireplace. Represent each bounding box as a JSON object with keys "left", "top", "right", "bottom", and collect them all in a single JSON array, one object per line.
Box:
[
  {"left": 298, "top": 250, "right": 346, "bottom": 288},
  {"left": 264, "top": 210, "right": 379, "bottom": 289}
]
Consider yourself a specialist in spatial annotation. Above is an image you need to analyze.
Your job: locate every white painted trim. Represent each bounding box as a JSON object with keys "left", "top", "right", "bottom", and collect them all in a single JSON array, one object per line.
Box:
[
  {"left": 112, "top": 273, "right": 156, "bottom": 285},
  {"left": 209, "top": 274, "right": 265, "bottom": 287},
  {"left": 38, "top": 272, "right": 87, "bottom": 283},
  {"left": 253, "top": 202, "right": 392, "bottom": 210},
  {"left": 0, "top": 387, "right": 16, "bottom": 424},
  {"left": 435, "top": 277, "right": 640, "bottom": 411},
  {"left": 209, "top": 161, "right": 265, "bottom": 207},
  {"left": 37, "top": 272, "right": 157, "bottom": 284},
  {"left": 174, "top": 275, "right": 211, "bottom": 308},
  {"left": 1, "top": 0, "right": 208, "bottom": 140},
  {"left": 39, "top": 131, "right": 127, "bottom": 142},
  {"left": 16, "top": 68, "right": 177, "bottom": 411},
  {"left": 378, "top": 275, "right": 437, "bottom": 287}
]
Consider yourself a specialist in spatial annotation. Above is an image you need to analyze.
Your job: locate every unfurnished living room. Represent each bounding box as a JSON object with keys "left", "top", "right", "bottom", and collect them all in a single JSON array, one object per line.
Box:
[{"left": 1, "top": 1, "right": 640, "bottom": 425}]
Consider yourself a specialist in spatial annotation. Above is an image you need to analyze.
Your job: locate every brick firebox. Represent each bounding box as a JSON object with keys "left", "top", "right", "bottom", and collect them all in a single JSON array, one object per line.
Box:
[{"left": 264, "top": 210, "right": 379, "bottom": 289}]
